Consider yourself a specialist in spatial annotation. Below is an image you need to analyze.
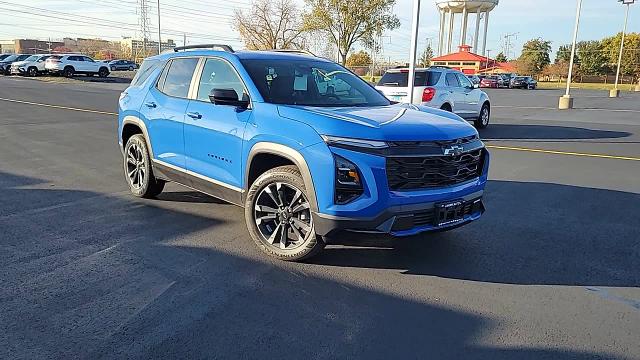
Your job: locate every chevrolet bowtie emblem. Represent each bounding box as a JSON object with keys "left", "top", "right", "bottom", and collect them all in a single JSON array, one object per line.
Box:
[{"left": 443, "top": 145, "right": 464, "bottom": 156}]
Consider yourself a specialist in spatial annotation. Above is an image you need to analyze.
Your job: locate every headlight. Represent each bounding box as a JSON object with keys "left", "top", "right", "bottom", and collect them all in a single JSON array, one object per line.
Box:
[
  {"left": 321, "top": 135, "right": 388, "bottom": 149},
  {"left": 333, "top": 154, "right": 363, "bottom": 205}
]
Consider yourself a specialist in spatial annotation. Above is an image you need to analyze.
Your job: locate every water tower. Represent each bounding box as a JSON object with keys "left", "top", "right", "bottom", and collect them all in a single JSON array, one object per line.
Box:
[{"left": 435, "top": 0, "right": 499, "bottom": 56}]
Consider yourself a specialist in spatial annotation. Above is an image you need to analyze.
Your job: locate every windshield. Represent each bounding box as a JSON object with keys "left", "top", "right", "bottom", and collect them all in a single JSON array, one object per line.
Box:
[
  {"left": 377, "top": 70, "right": 441, "bottom": 87},
  {"left": 2, "top": 55, "right": 18, "bottom": 62},
  {"left": 241, "top": 58, "right": 390, "bottom": 107},
  {"left": 25, "top": 55, "right": 39, "bottom": 62}
]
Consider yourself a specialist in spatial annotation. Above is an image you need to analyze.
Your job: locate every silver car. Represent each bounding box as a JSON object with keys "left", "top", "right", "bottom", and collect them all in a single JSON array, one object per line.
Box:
[{"left": 376, "top": 67, "right": 491, "bottom": 129}]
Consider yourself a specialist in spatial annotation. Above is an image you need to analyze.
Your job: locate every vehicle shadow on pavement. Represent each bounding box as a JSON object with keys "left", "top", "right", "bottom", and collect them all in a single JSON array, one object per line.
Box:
[
  {"left": 314, "top": 180, "right": 640, "bottom": 287},
  {"left": 480, "top": 124, "right": 631, "bottom": 141},
  {"left": 1, "top": 172, "right": 632, "bottom": 360}
]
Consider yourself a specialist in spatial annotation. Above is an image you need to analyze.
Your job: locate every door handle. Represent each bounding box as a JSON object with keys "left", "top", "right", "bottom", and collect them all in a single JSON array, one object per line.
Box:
[
  {"left": 187, "top": 112, "right": 202, "bottom": 119},
  {"left": 144, "top": 102, "right": 156, "bottom": 108}
]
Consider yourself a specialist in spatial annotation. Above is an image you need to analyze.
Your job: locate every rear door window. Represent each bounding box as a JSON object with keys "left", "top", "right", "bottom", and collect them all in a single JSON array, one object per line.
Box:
[{"left": 158, "top": 57, "right": 199, "bottom": 98}]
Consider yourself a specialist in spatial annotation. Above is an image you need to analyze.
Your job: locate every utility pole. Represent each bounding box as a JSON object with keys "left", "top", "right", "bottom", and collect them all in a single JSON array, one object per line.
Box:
[
  {"left": 157, "top": 0, "right": 162, "bottom": 54},
  {"left": 407, "top": 0, "right": 421, "bottom": 104}
]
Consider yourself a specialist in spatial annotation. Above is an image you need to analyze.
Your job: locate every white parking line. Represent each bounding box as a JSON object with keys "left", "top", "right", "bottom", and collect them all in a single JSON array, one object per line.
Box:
[
  {"left": 493, "top": 105, "right": 640, "bottom": 113},
  {"left": 0, "top": 97, "right": 117, "bottom": 116}
]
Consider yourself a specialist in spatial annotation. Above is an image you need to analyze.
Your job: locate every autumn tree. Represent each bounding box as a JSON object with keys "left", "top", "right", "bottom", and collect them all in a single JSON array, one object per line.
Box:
[
  {"left": 517, "top": 38, "right": 552, "bottom": 75},
  {"left": 346, "top": 50, "right": 372, "bottom": 66},
  {"left": 601, "top": 32, "right": 640, "bottom": 77},
  {"left": 303, "top": 0, "right": 400, "bottom": 65},
  {"left": 234, "top": 0, "right": 305, "bottom": 50},
  {"left": 494, "top": 51, "right": 507, "bottom": 63}
]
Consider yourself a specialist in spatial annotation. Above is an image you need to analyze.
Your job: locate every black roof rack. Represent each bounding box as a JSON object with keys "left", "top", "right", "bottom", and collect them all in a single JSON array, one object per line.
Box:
[
  {"left": 173, "top": 44, "right": 234, "bottom": 53},
  {"left": 267, "top": 49, "right": 316, "bottom": 56}
]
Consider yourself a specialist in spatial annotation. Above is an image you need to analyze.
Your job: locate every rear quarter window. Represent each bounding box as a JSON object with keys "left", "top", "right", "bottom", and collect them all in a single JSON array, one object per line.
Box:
[{"left": 131, "top": 59, "right": 164, "bottom": 87}]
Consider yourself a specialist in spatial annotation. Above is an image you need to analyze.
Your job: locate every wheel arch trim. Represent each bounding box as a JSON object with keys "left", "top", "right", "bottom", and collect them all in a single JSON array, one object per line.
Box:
[
  {"left": 121, "top": 115, "right": 154, "bottom": 158},
  {"left": 245, "top": 142, "right": 319, "bottom": 212}
]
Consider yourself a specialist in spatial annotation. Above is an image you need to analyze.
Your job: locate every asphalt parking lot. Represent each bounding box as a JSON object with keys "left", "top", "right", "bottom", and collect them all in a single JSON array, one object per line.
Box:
[{"left": 1, "top": 76, "right": 639, "bottom": 359}]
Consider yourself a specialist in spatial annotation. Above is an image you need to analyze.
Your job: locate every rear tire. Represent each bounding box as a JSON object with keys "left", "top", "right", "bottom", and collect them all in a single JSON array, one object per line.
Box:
[
  {"left": 245, "top": 165, "right": 325, "bottom": 261},
  {"left": 98, "top": 67, "right": 109, "bottom": 78},
  {"left": 123, "top": 134, "right": 165, "bottom": 198},
  {"left": 474, "top": 103, "right": 490, "bottom": 129},
  {"left": 63, "top": 66, "right": 74, "bottom": 78}
]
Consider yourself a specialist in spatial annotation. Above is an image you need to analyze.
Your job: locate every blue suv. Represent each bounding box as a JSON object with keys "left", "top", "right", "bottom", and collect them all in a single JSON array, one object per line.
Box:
[{"left": 118, "top": 44, "right": 490, "bottom": 261}]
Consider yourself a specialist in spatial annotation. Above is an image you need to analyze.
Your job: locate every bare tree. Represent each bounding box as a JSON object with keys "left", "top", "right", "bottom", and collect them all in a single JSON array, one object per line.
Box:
[
  {"left": 234, "top": 0, "right": 305, "bottom": 50},
  {"left": 303, "top": 0, "right": 400, "bottom": 65}
]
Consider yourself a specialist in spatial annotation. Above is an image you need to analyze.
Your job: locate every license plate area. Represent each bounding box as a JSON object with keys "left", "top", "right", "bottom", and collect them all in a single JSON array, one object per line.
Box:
[{"left": 435, "top": 200, "right": 465, "bottom": 226}]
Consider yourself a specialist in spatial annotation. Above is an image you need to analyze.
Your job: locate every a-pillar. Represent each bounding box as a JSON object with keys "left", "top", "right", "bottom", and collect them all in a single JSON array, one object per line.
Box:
[{"left": 459, "top": 6, "right": 468, "bottom": 46}]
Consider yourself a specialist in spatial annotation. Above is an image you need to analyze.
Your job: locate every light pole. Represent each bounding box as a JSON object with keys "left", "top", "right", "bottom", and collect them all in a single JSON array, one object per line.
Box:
[
  {"left": 611, "top": 0, "right": 635, "bottom": 97},
  {"left": 559, "top": 0, "right": 582, "bottom": 110},
  {"left": 157, "top": 0, "right": 162, "bottom": 55},
  {"left": 407, "top": 0, "right": 421, "bottom": 104}
]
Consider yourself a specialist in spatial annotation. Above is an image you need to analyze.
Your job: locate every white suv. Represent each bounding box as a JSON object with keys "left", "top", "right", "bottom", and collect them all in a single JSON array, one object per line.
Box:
[
  {"left": 10, "top": 54, "right": 51, "bottom": 77},
  {"left": 376, "top": 67, "right": 491, "bottom": 129},
  {"left": 45, "top": 54, "right": 110, "bottom": 78}
]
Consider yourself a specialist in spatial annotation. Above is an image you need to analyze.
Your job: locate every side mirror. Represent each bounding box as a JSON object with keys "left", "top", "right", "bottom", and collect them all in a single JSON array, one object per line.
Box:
[{"left": 209, "top": 88, "right": 249, "bottom": 109}]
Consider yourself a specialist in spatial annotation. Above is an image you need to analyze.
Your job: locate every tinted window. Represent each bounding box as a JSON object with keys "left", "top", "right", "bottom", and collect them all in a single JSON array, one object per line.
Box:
[
  {"left": 83, "top": 57, "right": 94, "bottom": 62},
  {"left": 445, "top": 73, "right": 460, "bottom": 87},
  {"left": 131, "top": 59, "right": 162, "bottom": 86},
  {"left": 241, "top": 58, "right": 389, "bottom": 107},
  {"left": 159, "top": 57, "right": 199, "bottom": 98},
  {"left": 3, "top": 55, "right": 18, "bottom": 62},
  {"left": 197, "top": 58, "right": 246, "bottom": 102},
  {"left": 17, "top": 55, "right": 30, "bottom": 61},
  {"left": 377, "top": 71, "right": 440, "bottom": 87}
]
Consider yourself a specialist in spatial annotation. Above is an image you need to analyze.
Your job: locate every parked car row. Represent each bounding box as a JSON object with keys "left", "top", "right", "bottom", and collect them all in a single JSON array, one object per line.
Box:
[
  {"left": 0, "top": 53, "right": 138, "bottom": 77},
  {"left": 476, "top": 73, "right": 537, "bottom": 90}
]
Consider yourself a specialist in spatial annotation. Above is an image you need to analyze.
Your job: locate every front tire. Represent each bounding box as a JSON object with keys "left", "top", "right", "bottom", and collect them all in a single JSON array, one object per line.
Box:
[
  {"left": 475, "top": 103, "right": 490, "bottom": 129},
  {"left": 245, "top": 165, "right": 325, "bottom": 261},
  {"left": 28, "top": 67, "right": 38, "bottom": 77},
  {"left": 123, "top": 134, "right": 164, "bottom": 198}
]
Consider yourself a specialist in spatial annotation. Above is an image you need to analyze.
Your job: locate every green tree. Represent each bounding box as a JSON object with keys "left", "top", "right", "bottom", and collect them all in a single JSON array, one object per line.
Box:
[
  {"left": 418, "top": 44, "right": 434, "bottom": 67},
  {"left": 346, "top": 50, "right": 372, "bottom": 66},
  {"left": 303, "top": 0, "right": 400, "bottom": 65},
  {"left": 517, "top": 38, "right": 552, "bottom": 75},
  {"left": 555, "top": 44, "right": 575, "bottom": 64},
  {"left": 576, "top": 40, "right": 607, "bottom": 75},
  {"left": 601, "top": 32, "right": 640, "bottom": 77},
  {"left": 494, "top": 52, "right": 507, "bottom": 63}
]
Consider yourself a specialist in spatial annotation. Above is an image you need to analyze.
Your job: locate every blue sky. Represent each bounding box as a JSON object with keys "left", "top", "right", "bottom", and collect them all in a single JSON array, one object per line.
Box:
[{"left": 0, "top": 0, "right": 639, "bottom": 61}]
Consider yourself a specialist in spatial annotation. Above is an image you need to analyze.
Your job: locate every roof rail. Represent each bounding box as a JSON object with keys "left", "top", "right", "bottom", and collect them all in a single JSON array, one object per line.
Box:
[
  {"left": 428, "top": 65, "right": 451, "bottom": 69},
  {"left": 173, "top": 44, "right": 234, "bottom": 53},
  {"left": 267, "top": 49, "right": 316, "bottom": 57}
]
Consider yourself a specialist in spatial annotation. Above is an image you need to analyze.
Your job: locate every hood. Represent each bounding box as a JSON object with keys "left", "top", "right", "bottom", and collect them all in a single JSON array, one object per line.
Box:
[
  {"left": 11, "top": 61, "right": 28, "bottom": 67},
  {"left": 277, "top": 103, "right": 478, "bottom": 141}
]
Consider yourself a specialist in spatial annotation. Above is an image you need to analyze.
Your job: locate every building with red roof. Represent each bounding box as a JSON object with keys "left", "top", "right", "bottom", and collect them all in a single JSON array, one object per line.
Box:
[{"left": 430, "top": 45, "right": 516, "bottom": 75}]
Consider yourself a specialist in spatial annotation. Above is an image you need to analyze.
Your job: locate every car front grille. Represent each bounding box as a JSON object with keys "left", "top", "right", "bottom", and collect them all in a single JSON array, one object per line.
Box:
[{"left": 386, "top": 149, "right": 484, "bottom": 190}]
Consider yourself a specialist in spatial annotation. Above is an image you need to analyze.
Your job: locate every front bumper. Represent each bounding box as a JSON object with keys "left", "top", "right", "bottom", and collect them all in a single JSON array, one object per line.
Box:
[
  {"left": 10, "top": 67, "right": 25, "bottom": 75},
  {"left": 313, "top": 191, "right": 484, "bottom": 237}
]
